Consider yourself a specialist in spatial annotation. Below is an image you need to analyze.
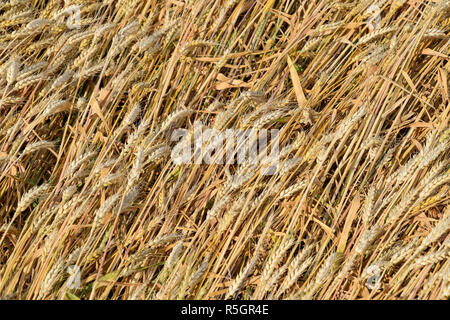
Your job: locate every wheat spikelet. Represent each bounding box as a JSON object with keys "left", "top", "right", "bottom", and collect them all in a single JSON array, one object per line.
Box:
[
  {"left": 41, "top": 100, "right": 71, "bottom": 118},
  {"left": 16, "top": 183, "right": 50, "bottom": 215},
  {"left": 126, "top": 146, "right": 145, "bottom": 192},
  {"left": 50, "top": 70, "right": 74, "bottom": 92},
  {"left": 119, "top": 103, "right": 141, "bottom": 133},
  {"left": 16, "top": 61, "right": 48, "bottom": 81},
  {"left": 278, "top": 158, "right": 302, "bottom": 177},
  {"left": 187, "top": 258, "right": 209, "bottom": 290},
  {"left": 362, "top": 186, "right": 376, "bottom": 225},
  {"left": 240, "top": 91, "right": 266, "bottom": 104},
  {"left": 165, "top": 241, "right": 184, "bottom": 270},
  {"left": 357, "top": 26, "right": 397, "bottom": 46},
  {"left": 355, "top": 224, "right": 382, "bottom": 254},
  {"left": 278, "top": 180, "right": 307, "bottom": 200},
  {"left": 92, "top": 193, "right": 121, "bottom": 231},
  {"left": 257, "top": 237, "right": 295, "bottom": 298},
  {"left": 279, "top": 132, "right": 305, "bottom": 159},
  {"left": 276, "top": 244, "right": 315, "bottom": 298},
  {"left": 309, "top": 21, "right": 343, "bottom": 37},
  {"left": 206, "top": 195, "right": 231, "bottom": 221},
  {"left": 240, "top": 99, "right": 286, "bottom": 129},
  {"left": 74, "top": 61, "right": 104, "bottom": 81},
  {"left": 264, "top": 264, "right": 289, "bottom": 298},
  {"left": 25, "top": 18, "right": 50, "bottom": 31},
  {"left": 357, "top": 44, "right": 389, "bottom": 69},
  {"left": 160, "top": 109, "right": 192, "bottom": 132},
  {"left": 217, "top": 196, "right": 245, "bottom": 234},
  {"left": 72, "top": 48, "right": 97, "bottom": 69},
  {"left": 145, "top": 145, "right": 170, "bottom": 164},
  {"left": 226, "top": 258, "right": 257, "bottom": 299},
  {"left": 298, "top": 37, "right": 322, "bottom": 57},
  {"left": 6, "top": 57, "right": 21, "bottom": 85},
  {"left": 85, "top": 229, "right": 115, "bottom": 265},
  {"left": 180, "top": 40, "right": 219, "bottom": 56},
  {"left": 439, "top": 265, "right": 450, "bottom": 299},
  {"left": 65, "top": 150, "right": 97, "bottom": 178},
  {"left": 66, "top": 30, "right": 96, "bottom": 47},
  {"left": 417, "top": 213, "right": 450, "bottom": 252},
  {"left": 253, "top": 108, "right": 291, "bottom": 129},
  {"left": 31, "top": 205, "right": 58, "bottom": 233},
  {"left": 94, "top": 171, "right": 124, "bottom": 191},
  {"left": 118, "top": 121, "right": 149, "bottom": 161},
  {"left": 301, "top": 252, "right": 337, "bottom": 299},
  {"left": 334, "top": 224, "right": 381, "bottom": 286},
  {"left": 423, "top": 28, "right": 448, "bottom": 40},
  {"left": 132, "top": 240, "right": 184, "bottom": 299},
  {"left": 61, "top": 185, "right": 77, "bottom": 203},
  {"left": 412, "top": 248, "right": 449, "bottom": 269},
  {"left": 21, "top": 140, "right": 54, "bottom": 157},
  {"left": 38, "top": 258, "right": 64, "bottom": 299},
  {"left": 123, "top": 233, "right": 184, "bottom": 277},
  {"left": 14, "top": 74, "right": 44, "bottom": 90},
  {"left": 389, "top": 238, "right": 420, "bottom": 266}
]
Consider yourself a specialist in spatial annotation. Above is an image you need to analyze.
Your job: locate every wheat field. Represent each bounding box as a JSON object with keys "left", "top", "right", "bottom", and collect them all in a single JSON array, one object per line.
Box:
[{"left": 0, "top": 0, "right": 449, "bottom": 300}]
